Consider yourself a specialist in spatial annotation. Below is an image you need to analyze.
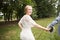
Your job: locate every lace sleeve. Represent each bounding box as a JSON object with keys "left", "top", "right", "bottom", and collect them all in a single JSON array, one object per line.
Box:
[{"left": 25, "top": 15, "right": 37, "bottom": 27}]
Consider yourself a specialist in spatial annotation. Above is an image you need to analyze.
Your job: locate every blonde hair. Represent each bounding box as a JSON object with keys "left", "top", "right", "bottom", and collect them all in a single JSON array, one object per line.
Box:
[{"left": 24, "top": 5, "right": 32, "bottom": 13}]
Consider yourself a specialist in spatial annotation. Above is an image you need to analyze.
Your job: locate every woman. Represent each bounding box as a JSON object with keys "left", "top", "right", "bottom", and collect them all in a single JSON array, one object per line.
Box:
[{"left": 18, "top": 5, "right": 49, "bottom": 40}]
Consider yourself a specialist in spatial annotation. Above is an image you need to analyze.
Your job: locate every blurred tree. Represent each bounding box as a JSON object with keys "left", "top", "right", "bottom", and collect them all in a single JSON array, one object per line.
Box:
[
  {"left": 57, "top": 0, "right": 60, "bottom": 15},
  {"left": 2, "top": 1, "right": 9, "bottom": 21},
  {"left": 34, "top": 0, "right": 57, "bottom": 18},
  {"left": 0, "top": 0, "right": 58, "bottom": 21},
  {"left": 0, "top": 0, "right": 3, "bottom": 10},
  {"left": 16, "top": 0, "right": 37, "bottom": 20}
]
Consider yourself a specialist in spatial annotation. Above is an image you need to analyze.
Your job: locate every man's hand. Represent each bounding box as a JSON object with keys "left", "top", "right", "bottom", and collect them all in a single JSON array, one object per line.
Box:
[{"left": 47, "top": 26, "right": 55, "bottom": 33}]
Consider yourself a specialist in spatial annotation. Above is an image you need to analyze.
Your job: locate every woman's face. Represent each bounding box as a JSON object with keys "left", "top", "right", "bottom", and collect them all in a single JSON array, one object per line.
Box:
[{"left": 26, "top": 6, "right": 32, "bottom": 15}]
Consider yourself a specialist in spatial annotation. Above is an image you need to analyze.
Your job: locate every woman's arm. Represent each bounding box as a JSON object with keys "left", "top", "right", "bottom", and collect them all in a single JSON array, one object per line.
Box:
[
  {"left": 34, "top": 24, "right": 49, "bottom": 31},
  {"left": 18, "top": 21, "right": 23, "bottom": 29},
  {"left": 25, "top": 15, "right": 49, "bottom": 31}
]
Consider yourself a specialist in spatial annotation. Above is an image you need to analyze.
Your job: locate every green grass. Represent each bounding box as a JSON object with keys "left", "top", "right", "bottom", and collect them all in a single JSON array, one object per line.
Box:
[{"left": 0, "top": 17, "right": 60, "bottom": 40}]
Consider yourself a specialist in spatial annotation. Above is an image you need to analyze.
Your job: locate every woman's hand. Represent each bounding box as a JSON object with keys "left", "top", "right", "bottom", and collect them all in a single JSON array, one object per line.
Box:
[{"left": 45, "top": 28, "right": 50, "bottom": 32}]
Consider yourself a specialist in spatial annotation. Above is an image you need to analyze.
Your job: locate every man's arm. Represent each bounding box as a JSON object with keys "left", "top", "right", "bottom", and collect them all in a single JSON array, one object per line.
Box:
[
  {"left": 47, "top": 16, "right": 60, "bottom": 32},
  {"left": 47, "top": 16, "right": 60, "bottom": 28}
]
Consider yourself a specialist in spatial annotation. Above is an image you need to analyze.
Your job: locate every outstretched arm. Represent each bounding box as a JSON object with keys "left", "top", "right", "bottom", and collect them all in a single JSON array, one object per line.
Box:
[
  {"left": 47, "top": 16, "right": 60, "bottom": 32},
  {"left": 25, "top": 15, "right": 49, "bottom": 31},
  {"left": 47, "top": 16, "right": 60, "bottom": 28},
  {"left": 34, "top": 24, "right": 49, "bottom": 31}
]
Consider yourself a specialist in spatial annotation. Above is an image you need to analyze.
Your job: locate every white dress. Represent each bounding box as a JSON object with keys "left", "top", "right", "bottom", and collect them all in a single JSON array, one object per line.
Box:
[{"left": 19, "top": 15, "right": 36, "bottom": 40}]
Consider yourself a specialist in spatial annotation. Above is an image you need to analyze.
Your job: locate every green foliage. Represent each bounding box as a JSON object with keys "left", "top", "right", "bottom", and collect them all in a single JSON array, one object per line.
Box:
[
  {"left": 31, "top": 8, "right": 38, "bottom": 19},
  {"left": 34, "top": 0, "right": 57, "bottom": 18},
  {"left": 57, "top": 0, "right": 60, "bottom": 15},
  {"left": 0, "top": 0, "right": 3, "bottom": 10},
  {"left": 0, "top": 16, "right": 3, "bottom": 19},
  {"left": 0, "top": 0, "right": 59, "bottom": 20}
]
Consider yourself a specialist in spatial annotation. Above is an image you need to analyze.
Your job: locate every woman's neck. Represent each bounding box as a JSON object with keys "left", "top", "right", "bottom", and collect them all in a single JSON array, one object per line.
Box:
[{"left": 26, "top": 13, "right": 31, "bottom": 16}]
